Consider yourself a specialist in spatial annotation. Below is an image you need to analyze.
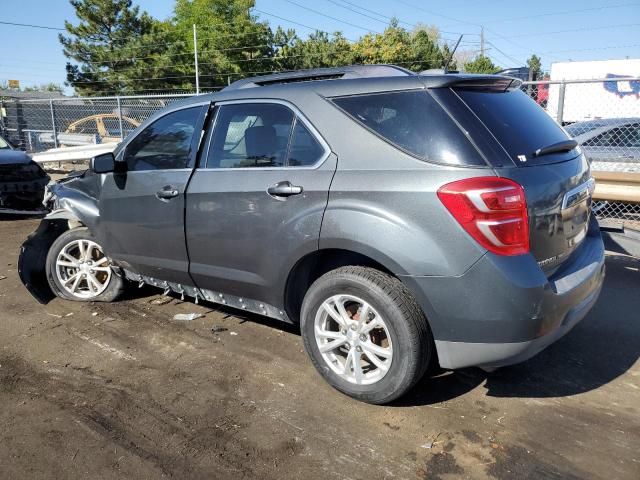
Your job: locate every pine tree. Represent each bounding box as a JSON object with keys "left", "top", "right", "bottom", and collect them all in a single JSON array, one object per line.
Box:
[
  {"left": 59, "top": 0, "right": 159, "bottom": 96},
  {"left": 463, "top": 55, "right": 499, "bottom": 74}
]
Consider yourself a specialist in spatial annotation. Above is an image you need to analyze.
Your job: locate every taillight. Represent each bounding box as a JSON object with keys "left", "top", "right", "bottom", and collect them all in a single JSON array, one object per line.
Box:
[{"left": 437, "top": 177, "right": 529, "bottom": 256}]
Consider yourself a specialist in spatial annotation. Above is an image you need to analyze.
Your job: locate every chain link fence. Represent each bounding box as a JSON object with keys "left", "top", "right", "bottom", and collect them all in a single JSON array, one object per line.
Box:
[
  {"left": 521, "top": 76, "right": 640, "bottom": 230},
  {"left": 0, "top": 94, "right": 193, "bottom": 153},
  {"left": 1, "top": 77, "right": 639, "bottom": 229}
]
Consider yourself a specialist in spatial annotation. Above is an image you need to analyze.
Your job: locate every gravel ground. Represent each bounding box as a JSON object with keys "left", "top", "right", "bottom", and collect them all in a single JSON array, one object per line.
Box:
[{"left": 0, "top": 216, "right": 639, "bottom": 480}]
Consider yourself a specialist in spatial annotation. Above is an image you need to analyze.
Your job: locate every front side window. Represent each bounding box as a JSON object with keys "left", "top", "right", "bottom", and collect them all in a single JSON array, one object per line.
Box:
[
  {"left": 207, "top": 103, "right": 294, "bottom": 168},
  {"left": 124, "top": 107, "right": 201, "bottom": 171}
]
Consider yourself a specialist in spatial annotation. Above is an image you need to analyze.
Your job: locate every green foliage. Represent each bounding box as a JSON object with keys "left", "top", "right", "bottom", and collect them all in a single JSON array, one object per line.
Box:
[
  {"left": 526, "top": 54, "right": 542, "bottom": 80},
  {"left": 59, "top": 0, "right": 159, "bottom": 95},
  {"left": 58, "top": 1, "right": 490, "bottom": 95},
  {"left": 23, "top": 83, "right": 65, "bottom": 93},
  {"left": 463, "top": 55, "right": 499, "bottom": 74}
]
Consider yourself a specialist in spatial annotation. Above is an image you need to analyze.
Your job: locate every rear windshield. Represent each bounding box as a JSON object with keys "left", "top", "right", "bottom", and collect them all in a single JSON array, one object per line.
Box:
[
  {"left": 331, "top": 90, "right": 485, "bottom": 166},
  {"left": 455, "top": 88, "right": 576, "bottom": 165}
]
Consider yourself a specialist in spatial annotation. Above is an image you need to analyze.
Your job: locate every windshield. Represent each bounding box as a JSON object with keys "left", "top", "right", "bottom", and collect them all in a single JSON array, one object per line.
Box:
[
  {"left": 455, "top": 88, "right": 577, "bottom": 166},
  {"left": 0, "top": 136, "right": 11, "bottom": 149}
]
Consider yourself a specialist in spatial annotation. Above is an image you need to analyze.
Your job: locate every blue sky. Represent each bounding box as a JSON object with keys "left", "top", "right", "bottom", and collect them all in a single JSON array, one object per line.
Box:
[{"left": 1, "top": 0, "right": 639, "bottom": 90}]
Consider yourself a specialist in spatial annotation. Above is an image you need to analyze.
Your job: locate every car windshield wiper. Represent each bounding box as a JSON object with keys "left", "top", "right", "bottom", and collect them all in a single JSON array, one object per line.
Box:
[{"left": 534, "top": 139, "right": 578, "bottom": 157}]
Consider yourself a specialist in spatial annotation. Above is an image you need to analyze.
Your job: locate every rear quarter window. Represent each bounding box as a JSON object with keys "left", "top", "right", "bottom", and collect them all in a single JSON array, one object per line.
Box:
[{"left": 331, "top": 90, "right": 485, "bottom": 166}]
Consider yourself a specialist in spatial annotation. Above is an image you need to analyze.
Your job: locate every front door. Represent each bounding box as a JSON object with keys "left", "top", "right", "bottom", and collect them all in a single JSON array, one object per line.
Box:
[
  {"left": 186, "top": 100, "right": 336, "bottom": 309},
  {"left": 97, "top": 104, "right": 207, "bottom": 285}
]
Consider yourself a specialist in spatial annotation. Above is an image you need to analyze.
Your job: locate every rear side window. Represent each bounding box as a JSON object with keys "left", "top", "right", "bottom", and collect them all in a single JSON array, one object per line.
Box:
[
  {"left": 288, "top": 121, "right": 325, "bottom": 166},
  {"left": 331, "top": 90, "right": 484, "bottom": 166},
  {"left": 456, "top": 89, "right": 575, "bottom": 165}
]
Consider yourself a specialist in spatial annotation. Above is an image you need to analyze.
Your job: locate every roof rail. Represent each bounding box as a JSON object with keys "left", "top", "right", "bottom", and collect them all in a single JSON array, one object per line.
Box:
[{"left": 223, "top": 64, "right": 414, "bottom": 90}]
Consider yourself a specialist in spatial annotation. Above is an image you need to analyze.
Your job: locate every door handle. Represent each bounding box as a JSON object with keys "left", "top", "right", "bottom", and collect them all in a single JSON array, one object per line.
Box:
[
  {"left": 156, "top": 185, "right": 179, "bottom": 200},
  {"left": 267, "top": 181, "right": 303, "bottom": 198}
]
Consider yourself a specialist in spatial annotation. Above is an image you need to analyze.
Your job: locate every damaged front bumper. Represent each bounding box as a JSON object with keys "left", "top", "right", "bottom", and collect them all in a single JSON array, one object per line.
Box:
[{"left": 18, "top": 170, "right": 101, "bottom": 303}]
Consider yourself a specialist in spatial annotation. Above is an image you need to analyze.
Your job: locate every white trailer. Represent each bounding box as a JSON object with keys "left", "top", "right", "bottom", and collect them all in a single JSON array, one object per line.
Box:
[{"left": 547, "top": 59, "right": 640, "bottom": 123}]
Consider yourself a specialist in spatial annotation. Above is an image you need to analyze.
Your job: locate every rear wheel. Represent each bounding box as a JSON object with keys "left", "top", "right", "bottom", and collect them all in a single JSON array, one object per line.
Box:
[
  {"left": 301, "top": 266, "right": 433, "bottom": 404},
  {"left": 46, "top": 227, "right": 124, "bottom": 302}
]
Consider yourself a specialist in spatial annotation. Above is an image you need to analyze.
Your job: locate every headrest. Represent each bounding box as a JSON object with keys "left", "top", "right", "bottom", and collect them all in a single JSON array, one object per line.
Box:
[{"left": 245, "top": 125, "right": 276, "bottom": 158}]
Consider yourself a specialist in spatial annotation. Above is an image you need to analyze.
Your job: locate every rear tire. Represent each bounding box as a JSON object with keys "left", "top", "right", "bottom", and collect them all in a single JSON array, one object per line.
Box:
[
  {"left": 300, "top": 266, "right": 433, "bottom": 404},
  {"left": 45, "top": 227, "right": 124, "bottom": 302}
]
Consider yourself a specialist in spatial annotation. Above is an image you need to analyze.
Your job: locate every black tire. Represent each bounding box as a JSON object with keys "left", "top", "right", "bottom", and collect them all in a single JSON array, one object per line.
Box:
[
  {"left": 300, "top": 266, "right": 433, "bottom": 404},
  {"left": 45, "top": 227, "right": 125, "bottom": 302}
]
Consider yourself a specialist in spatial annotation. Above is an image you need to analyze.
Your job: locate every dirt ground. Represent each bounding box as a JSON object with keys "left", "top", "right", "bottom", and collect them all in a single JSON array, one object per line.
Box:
[{"left": 0, "top": 216, "right": 638, "bottom": 480}]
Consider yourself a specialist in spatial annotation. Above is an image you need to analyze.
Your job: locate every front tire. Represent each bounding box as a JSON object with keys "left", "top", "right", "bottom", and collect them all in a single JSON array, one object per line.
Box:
[
  {"left": 300, "top": 266, "right": 433, "bottom": 404},
  {"left": 45, "top": 227, "right": 124, "bottom": 302}
]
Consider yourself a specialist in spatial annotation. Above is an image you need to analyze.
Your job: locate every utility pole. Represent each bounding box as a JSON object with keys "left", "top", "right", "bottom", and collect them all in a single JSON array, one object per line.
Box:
[
  {"left": 193, "top": 24, "right": 200, "bottom": 95},
  {"left": 480, "top": 26, "right": 485, "bottom": 57}
]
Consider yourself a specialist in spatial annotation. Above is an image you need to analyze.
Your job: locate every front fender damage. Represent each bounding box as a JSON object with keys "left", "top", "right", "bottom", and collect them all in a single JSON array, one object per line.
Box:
[
  {"left": 18, "top": 173, "right": 100, "bottom": 303},
  {"left": 18, "top": 219, "right": 69, "bottom": 303}
]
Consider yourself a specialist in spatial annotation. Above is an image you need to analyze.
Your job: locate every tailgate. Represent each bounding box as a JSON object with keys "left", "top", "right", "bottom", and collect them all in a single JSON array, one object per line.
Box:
[{"left": 495, "top": 155, "right": 594, "bottom": 271}]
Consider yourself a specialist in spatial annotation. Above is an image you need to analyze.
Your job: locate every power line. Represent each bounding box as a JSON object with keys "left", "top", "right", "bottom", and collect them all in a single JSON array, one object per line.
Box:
[
  {"left": 501, "top": 22, "right": 640, "bottom": 39},
  {"left": 284, "top": 0, "right": 381, "bottom": 33},
  {"left": 485, "top": 41, "right": 525, "bottom": 66},
  {"left": 0, "top": 20, "right": 64, "bottom": 31},
  {"left": 481, "top": 1, "right": 640, "bottom": 24},
  {"left": 332, "top": 0, "right": 480, "bottom": 36}
]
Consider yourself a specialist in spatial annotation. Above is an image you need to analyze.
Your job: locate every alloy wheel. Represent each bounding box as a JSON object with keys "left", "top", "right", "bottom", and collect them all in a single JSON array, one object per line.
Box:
[
  {"left": 55, "top": 239, "right": 112, "bottom": 299},
  {"left": 314, "top": 294, "right": 393, "bottom": 385}
]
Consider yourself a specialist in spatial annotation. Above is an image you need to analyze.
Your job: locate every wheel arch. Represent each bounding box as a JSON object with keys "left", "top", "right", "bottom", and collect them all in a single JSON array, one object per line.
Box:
[{"left": 283, "top": 247, "right": 396, "bottom": 324}]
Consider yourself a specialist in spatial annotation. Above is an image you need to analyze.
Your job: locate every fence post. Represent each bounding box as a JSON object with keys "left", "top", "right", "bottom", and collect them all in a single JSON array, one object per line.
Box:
[
  {"left": 117, "top": 96, "right": 124, "bottom": 141},
  {"left": 556, "top": 81, "right": 566, "bottom": 125},
  {"left": 49, "top": 99, "right": 58, "bottom": 148}
]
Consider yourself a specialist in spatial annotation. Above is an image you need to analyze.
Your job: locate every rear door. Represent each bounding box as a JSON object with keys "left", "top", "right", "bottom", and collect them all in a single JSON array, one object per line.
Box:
[
  {"left": 449, "top": 86, "right": 594, "bottom": 270},
  {"left": 97, "top": 104, "right": 207, "bottom": 284},
  {"left": 185, "top": 100, "right": 336, "bottom": 309}
]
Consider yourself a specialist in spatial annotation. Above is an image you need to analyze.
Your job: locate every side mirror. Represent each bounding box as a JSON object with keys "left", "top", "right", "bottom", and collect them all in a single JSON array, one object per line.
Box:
[{"left": 90, "top": 152, "right": 115, "bottom": 174}]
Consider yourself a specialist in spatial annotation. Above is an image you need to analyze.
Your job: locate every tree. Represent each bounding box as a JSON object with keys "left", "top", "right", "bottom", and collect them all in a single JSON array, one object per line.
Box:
[
  {"left": 23, "top": 83, "right": 65, "bottom": 93},
  {"left": 409, "top": 27, "right": 445, "bottom": 71},
  {"left": 273, "top": 30, "right": 353, "bottom": 71},
  {"left": 171, "top": 0, "right": 274, "bottom": 89},
  {"left": 463, "top": 55, "right": 499, "bottom": 74},
  {"left": 59, "top": 0, "right": 159, "bottom": 95},
  {"left": 526, "top": 54, "right": 542, "bottom": 80}
]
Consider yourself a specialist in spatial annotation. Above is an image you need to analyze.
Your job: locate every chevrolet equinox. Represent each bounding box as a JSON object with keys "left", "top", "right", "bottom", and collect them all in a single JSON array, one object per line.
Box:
[{"left": 19, "top": 65, "right": 605, "bottom": 404}]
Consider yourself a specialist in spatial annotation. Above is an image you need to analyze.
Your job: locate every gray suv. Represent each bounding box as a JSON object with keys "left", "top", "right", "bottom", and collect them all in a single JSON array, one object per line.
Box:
[{"left": 20, "top": 65, "right": 605, "bottom": 404}]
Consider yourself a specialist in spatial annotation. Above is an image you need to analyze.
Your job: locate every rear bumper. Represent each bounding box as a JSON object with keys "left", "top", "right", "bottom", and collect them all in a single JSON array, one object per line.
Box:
[
  {"left": 434, "top": 281, "right": 602, "bottom": 369},
  {"left": 400, "top": 222, "right": 605, "bottom": 370}
]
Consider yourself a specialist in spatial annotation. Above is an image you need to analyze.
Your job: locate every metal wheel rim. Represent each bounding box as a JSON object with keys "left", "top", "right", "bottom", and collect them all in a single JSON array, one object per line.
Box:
[
  {"left": 55, "top": 239, "right": 112, "bottom": 299},
  {"left": 314, "top": 294, "right": 393, "bottom": 385}
]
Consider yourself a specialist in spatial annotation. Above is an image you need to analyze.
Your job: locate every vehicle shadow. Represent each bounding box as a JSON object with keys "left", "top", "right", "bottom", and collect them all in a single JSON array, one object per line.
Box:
[
  {"left": 396, "top": 254, "right": 640, "bottom": 407},
  {"left": 117, "top": 254, "right": 639, "bottom": 406},
  {"left": 0, "top": 213, "right": 46, "bottom": 221},
  {"left": 121, "top": 287, "right": 303, "bottom": 336}
]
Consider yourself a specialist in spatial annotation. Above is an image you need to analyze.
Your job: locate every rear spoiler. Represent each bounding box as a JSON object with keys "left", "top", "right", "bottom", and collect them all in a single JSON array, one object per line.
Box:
[{"left": 422, "top": 74, "right": 522, "bottom": 92}]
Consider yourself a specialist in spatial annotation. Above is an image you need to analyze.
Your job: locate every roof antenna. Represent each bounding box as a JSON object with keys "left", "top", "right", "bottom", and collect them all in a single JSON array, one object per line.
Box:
[{"left": 444, "top": 35, "right": 463, "bottom": 73}]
